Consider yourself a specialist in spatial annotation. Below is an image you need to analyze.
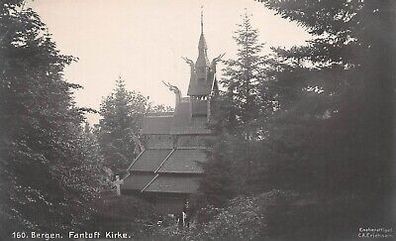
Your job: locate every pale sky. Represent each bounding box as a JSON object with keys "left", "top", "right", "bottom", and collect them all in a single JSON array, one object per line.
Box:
[{"left": 28, "top": 0, "right": 311, "bottom": 124}]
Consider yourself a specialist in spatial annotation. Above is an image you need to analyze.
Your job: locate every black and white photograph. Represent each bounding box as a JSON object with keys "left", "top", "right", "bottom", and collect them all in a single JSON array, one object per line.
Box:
[{"left": 1, "top": 0, "right": 395, "bottom": 240}]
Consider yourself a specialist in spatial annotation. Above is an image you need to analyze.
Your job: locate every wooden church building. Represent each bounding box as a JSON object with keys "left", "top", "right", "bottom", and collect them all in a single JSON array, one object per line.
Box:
[{"left": 120, "top": 16, "right": 221, "bottom": 214}]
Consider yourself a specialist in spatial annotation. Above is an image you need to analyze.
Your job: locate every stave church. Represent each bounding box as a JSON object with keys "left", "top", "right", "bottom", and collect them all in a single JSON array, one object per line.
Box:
[{"left": 120, "top": 15, "right": 221, "bottom": 214}]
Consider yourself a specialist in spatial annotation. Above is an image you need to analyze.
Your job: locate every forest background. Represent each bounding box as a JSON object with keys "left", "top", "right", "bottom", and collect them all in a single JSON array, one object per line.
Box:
[{"left": 1, "top": 0, "right": 394, "bottom": 240}]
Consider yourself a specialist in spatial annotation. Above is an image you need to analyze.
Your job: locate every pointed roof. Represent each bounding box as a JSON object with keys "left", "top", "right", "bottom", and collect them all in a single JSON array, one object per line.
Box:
[
  {"left": 196, "top": 11, "right": 210, "bottom": 67},
  {"left": 121, "top": 10, "right": 219, "bottom": 199},
  {"left": 196, "top": 33, "right": 210, "bottom": 67},
  {"left": 187, "top": 72, "right": 216, "bottom": 96},
  {"left": 187, "top": 11, "right": 218, "bottom": 96}
]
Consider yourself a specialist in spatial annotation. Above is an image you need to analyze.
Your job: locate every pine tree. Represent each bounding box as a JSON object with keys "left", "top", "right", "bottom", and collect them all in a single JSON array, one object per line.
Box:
[
  {"left": 220, "top": 12, "right": 270, "bottom": 138},
  {"left": 254, "top": 0, "right": 395, "bottom": 238},
  {"left": 259, "top": 0, "right": 394, "bottom": 199},
  {"left": 200, "top": 1, "right": 394, "bottom": 237},
  {"left": 0, "top": 1, "right": 108, "bottom": 237},
  {"left": 199, "top": 135, "right": 237, "bottom": 207},
  {"left": 97, "top": 77, "right": 149, "bottom": 174},
  {"left": 200, "top": 13, "right": 275, "bottom": 206}
]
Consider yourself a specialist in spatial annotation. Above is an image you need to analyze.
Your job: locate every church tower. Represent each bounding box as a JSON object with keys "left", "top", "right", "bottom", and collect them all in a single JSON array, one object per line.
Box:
[
  {"left": 195, "top": 13, "right": 210, "bottom": 86},
  {"left": 186, "top": 12, "right": 219, "bottom": 118},
  {"left": 121, "top": 12, "right": 220, "bottom": 214}
]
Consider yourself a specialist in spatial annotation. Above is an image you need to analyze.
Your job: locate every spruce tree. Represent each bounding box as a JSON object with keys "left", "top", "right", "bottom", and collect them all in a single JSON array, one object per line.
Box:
[
  {"left": 0, "top": 1, "right": 107, "bottom": 237},
  {"left": 259, "top": 0, "right": 394, "bottom": 200},
  {"left": 221, "top": 12, "right": 269, "bottom": 138},
  {"left": 200, "top": 13, "right": 273, "bottom": 206},
  {"left": 97, "top": 77, "right": 149, "bottom": 174},
  {"left": 255, "top": 0, "right": 395, "bottom": 238}
]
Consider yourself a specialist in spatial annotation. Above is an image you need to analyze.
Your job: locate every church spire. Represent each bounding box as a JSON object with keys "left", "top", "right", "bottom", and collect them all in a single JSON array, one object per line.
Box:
[
  {"left": 187, "top": 8, "right": 217, "bottom": 97},
  {"left": 196, "top": 7, "right": 209, "bottom": 68}
]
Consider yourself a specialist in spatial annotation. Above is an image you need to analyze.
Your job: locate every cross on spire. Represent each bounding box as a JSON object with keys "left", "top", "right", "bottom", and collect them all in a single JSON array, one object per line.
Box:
[{"left": 201, "top": 5, "right": 204, "bottom": 34}]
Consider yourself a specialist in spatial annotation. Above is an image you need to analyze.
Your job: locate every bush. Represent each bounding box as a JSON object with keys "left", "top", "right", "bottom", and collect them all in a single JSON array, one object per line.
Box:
[
  {"left": 153, "top": 190, "right": 298, "bottom": 241},
  {"left": 153, "top": 190, "right": 378, "bottom": 241},
  {"left": 90, "top": 192, "right": 158, "bottom": 238}
]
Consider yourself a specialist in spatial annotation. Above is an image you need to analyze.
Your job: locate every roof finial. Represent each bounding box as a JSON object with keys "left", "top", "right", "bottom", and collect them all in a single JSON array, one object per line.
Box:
[{"left": 200, "top": 5, "right": 204, "bottom": 34}]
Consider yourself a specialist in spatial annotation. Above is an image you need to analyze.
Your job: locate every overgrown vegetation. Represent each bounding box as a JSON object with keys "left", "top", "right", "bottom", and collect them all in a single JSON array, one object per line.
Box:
[
  {"left": 96, "top": 77, "right": 149, "bottom": 174},
  {"left": 0, "top": 2, "right": 157, "bottom": 239},
  {"left": 90, "top": 192, "right": 158, "bottom": 239},
  {"left": 96, "top": 77, "right": 173, "bottom": 175},
  {"left": 194, "top": 1, "right": 395, "bottom": 240},
  {"left": 0, "top": 0, "right": 109, "bottom": 237},
  {"left": 1, "top": 0, "right": 394, "bottom": 240}
]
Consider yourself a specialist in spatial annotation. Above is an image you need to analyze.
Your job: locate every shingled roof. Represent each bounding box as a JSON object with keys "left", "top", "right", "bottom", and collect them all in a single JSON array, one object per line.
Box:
[
  {"left": 123, "top": 173, "right": 156, "bottom": 190},
  {"left": 141, "top": 115, "right": 173, "bottom": 134},
  {"left": 122, "top": 19, "right": 217, "bottom": 197},
  {"left": 140, "top": 101, "right": 211, "bottom": 135},
  {"left": 187, "top": 71, "right": 216, "bottom": 96},
  {"left": 157, "top": 149, "right": 207, "bottom": 174},
  {"left": 143, "top": 175, "right": 201, "bottom": 194},
  {"left": 188, "top": 29, "right": 215, "bottom": 96},
  {"left": 123, "top": 147, "right": 207, "bottom": 193},
  {"left": 129, "top": 149, "right": 172, "bottom": 172},
  {"left": 123, "top": 99, "right": 212, "bottom": 194}
]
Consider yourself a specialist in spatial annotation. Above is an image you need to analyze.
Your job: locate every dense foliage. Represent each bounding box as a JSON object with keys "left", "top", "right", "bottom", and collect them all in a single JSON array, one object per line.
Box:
[
  {"left": 97, "top": 77, "right": 149, "bottom": 174},
  {"left": 1, "top": 1, "right": 394, "bottom": 240},
  {"left": 258, "top": 0, "right": 394, "bottom": 205},
  {"left": 218, "top": 12, "right": 272, "bottom": 138},
  {"left": 200, "top": 13, "right": 274, "bottom": 206},
  {"left": 96, "top": 77, "right": 174, "bottom": 175},
  {"left": 91, "top": 193, "right": 158, "bottom": 239},
  {"left": 0, "top": 1, "right": 108, "bottom": 238},
  {"left": 197, "top": 0, "right": 395, "bottom": 240},
  {"left": 154, "top": 190, "right": 299, "bottom": 241}
]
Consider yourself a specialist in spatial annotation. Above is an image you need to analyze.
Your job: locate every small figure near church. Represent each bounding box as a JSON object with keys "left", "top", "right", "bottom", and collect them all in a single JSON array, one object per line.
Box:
[
  {"left": 178, "top": 200, "right": 192, "bottom": 228},
  {"left": 121, "top": 11, "right": 219, "bottom": 216}
]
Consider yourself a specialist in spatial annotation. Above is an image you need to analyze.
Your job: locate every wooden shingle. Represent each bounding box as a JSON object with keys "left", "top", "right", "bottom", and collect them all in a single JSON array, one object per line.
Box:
[
  {"left": 129, "top": 149, "right": 172, "bottom": 172},
  {"left": 143, "top": 175, "right": 201, "bottom": 194},
  {"left": 157, "top": 149, "right": 207, "bottom": 174}
]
